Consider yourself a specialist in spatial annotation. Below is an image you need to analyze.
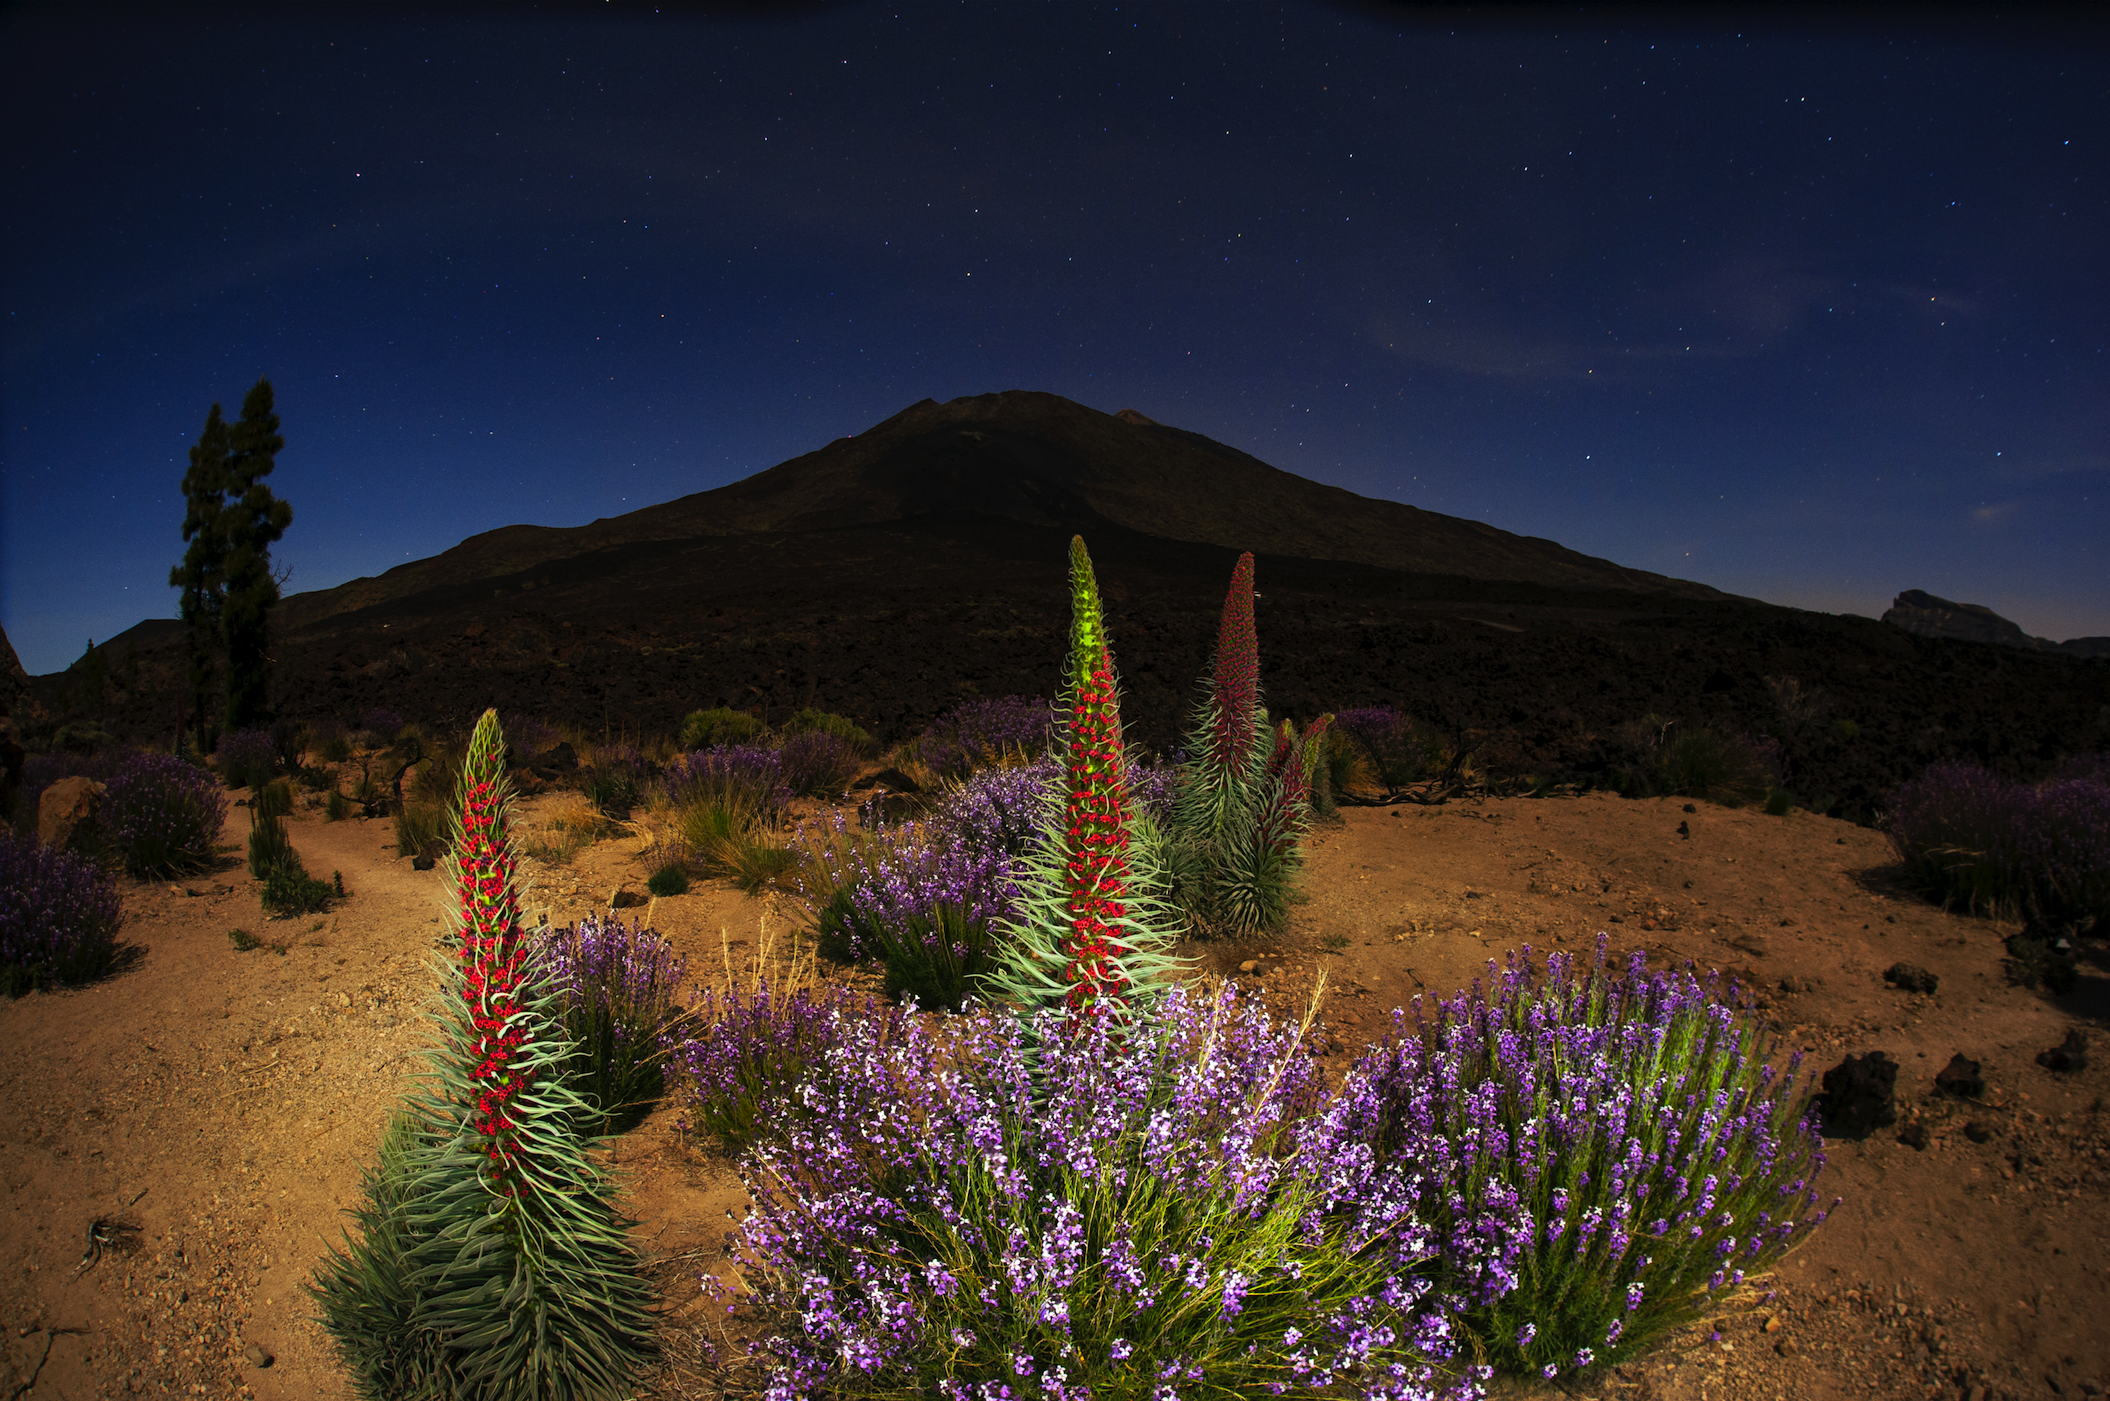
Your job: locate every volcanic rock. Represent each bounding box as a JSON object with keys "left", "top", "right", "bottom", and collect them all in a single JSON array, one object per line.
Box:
[
  {"left": 2037, "top": 1031, "right": 2089, "bottom": 1073},
  {"left": 1816, "top": 1051, "right": 1898, "bottom": 1139},
  {"left": 1934, "top": 1054, "right": 1985, "bottom": 1099},
  {"left": 1883, "top": 962, "right": 1940, "bottom": 995},
  {"left": 37, "top": 775, "right": 106, "bottom": 852}
]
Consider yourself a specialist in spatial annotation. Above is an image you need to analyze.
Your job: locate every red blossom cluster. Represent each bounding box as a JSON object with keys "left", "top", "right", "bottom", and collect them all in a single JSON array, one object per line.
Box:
[
  {"left": 1255, "top": 715, "right": 1331, "bottom": 858},
  {"left": 1060, "top": 659, "right": 1133, "bottom": 1020},
  {"left": 455, "top": 770, "right": 533, "bottom": 1197},
  {"left": 1209, "top": 552, "right": 1260, "bottom": 773}
]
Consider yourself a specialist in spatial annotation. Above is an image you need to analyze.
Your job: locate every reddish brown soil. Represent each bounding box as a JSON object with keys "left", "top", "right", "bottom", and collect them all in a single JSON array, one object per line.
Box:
[{"left": 3, "top": 790, "right": 2105, "bottom": 1401}]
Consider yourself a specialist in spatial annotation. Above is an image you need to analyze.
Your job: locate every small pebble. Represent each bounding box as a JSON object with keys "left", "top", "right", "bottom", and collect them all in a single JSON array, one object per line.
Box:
[{"left": 243, "top": 1342, "right": 273, "bottom": 1369}]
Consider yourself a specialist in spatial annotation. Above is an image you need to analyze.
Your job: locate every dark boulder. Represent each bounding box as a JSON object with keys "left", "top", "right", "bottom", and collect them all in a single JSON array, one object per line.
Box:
[
  {"left": 1816, "top": 1051, "right": 1898, "bottom": 1139},
  {"left": 1934, "top": 1054, "right": 1984, "bottom": 1099},
  {"left": 1883, "top": 962, "right": 1939, "bottom": 995}
]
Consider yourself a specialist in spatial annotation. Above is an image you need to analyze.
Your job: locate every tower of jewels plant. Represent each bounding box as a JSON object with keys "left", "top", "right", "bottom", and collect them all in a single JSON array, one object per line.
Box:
[
  {"left": 984, "top": 534, "right": 1186, "bottom": 1027},
  {"left": 1167, "top": 550, "right": 1334, "bottom": 937},
  {"left": 310, "top": 708, "right": 655, "bottom": 1401}
]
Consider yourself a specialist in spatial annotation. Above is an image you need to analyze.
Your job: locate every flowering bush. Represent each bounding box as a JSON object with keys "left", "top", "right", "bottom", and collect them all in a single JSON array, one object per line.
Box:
[
  {"left": 911, "top": 694, "right": 1055, "bottom": 779},
  {"left": 1887, "top": 759, "right": 2110, "bottom": 925},
  {"left": 528, "top": 912, "right": 688, "bottom": 1133},
  {"left": 1332, "top": 707, "right": 1447, "bottom": 797},
  {"left": 667, "top": 971, "right": 907, "bottom": 1151},
  {"left": 216, "top": 726, "right": 279, "bottom": 790},
  {"left": 778, "top": 727, "right": 864, "bottom": 798},
  {"left": 0, "top": 827, "right": 124, "bottom": 995},
  {"left": 310, "top": 710, "right": 655, "bottom": 1399},
  {"left": 726, "top": 983, "right": 1470, "bottom": 1400},
  {"left": 666, "top": 743, "right": 791, "bottom": 819},
  {"left": 1315, "top": 941, "right": 1833, "bottom": 1378},
  {"left": 103, "top": 750, "right": 227, "bottom": 876}
]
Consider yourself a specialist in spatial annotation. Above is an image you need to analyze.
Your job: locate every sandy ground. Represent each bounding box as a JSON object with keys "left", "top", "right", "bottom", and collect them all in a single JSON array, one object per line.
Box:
[{"left": 3, "top": 788, "right": 2105, "bottom": 1401}]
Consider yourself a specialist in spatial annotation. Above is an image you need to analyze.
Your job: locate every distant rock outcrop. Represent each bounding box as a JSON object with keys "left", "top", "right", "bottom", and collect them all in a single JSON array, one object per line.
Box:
[
  {"left": 0, "top": 622, "right": 29, "bottom": 716},
  {"left": 1881, "top": 589, "right": 2110, "bottom": 658}
]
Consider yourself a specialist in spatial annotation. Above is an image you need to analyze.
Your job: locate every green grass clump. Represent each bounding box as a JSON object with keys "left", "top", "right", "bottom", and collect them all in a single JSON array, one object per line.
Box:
[
  {"left": 782, "top": 707, "right": 878, "bottom": 754},
  {"left": 645, "top": 863, "right": 690, "bottom": 897}
]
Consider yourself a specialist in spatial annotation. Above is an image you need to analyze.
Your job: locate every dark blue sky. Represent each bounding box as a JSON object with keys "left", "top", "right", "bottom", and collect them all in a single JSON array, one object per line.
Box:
[{"left": 4, "top": 3, "right": 2104, "bottom": 675}]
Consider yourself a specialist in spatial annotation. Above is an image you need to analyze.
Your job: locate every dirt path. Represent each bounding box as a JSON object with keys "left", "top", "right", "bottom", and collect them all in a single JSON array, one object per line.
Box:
[{"left": 3, "top": 792, "right": 2104, "bottom": 1400}]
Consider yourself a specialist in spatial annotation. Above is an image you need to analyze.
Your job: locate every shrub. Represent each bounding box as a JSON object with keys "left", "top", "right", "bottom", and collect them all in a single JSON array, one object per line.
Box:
[
  {"left": 1164, "top": 553, "right": 1334, "bottom": 939},
  {"left": 1317, "top": 941, "right": 1833, "bottom": 1379},
  {"left": 527, "top": 913, "right": 688, "bottom": 1134},
  {"left": 358, "top": 706, "right": 403, "bottom": 743},
  {"left": 1657, "top": 727, "right": 1776, "bottom": 807},
  {"left": 1333, "top": 706, "right": 1447, "bottom": 796},
  {"left": 1764, "top": 789, "right": 1794, "bottom": 816},
  {"left": 310, "top": 710, "right": 656, "bottom": 1398},
  {"left": 1886, "top": 760, "right": 2110, "bottom": 925},
  {"left": 271, "top": 719, "right": 309, "bottom": 772},
  {"left": 665, "top": 743, "right": 790, "bottom": 820},
  {"left": 782, "top": 707, "right": 877, "bottom": 755},
  {"left": 929, "top": 754, "right": 1061, "bottom": 858},
  {"left": 216, "top": 727, "right": 279, "bottom": 791},
  {"left": 645, "top": 863, "right": 689, "bottom": 897},
  {"left": 262, "top": 863, "right": 335, "bottom": 917},
  {"left": 724, "top": 983, "right": 1465, "bottom": 1399},
  {"left": 325, "top": 789, "right": 351, "bottom": 822},
  {"left": 682, "top": 802, "right": 798, "bottom": 892},
  {"left": 316, "top": 722, "right": 354, "bottom": 764},
  {"left": 678, "top": 706, "right": 764, "bottom": 751},
  {"left": 500, "top": 711, "right": 561, "bottom": 761},
  {"left": 0, "top": 828, "right": 124, "bottom": 995},
  {"left": 777, "top": 728, "right": 863, "bottom": 798},
  {"left": 666, "top": 959, "right": 904, "bottom": 1152},
  {"left": 581, "top": 744, "right": 650, "bottom": 816},
  {"left": 907, "top": 694, "right": 1054, "bottom": 779},
  {"left": 103, "top": 751, "right": 227, "bottom": 877},
  {"left": 392, "top": 804, "right": 450, "bottom": 864},
  {"left": 247, "top": 779, "right": 297, "bottom": 878}
]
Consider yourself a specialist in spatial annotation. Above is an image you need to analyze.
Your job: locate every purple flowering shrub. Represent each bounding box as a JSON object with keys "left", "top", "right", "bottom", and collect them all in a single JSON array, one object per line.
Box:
[
  {"left": 215, "top": 727, "right": 279, "bottom": 790},
  {"left": 1887, "top": 760, "right": 2110, "bottom": 924},
  {"left": 103, "top": 751, "right": 228, "bottom": 876},
  {"left": 527, "top": 913, "right": 688, "bottom": 1134},
  {"left": 499, "top": 711, "right": 562, "bottom": 761},
  {"left": 666, "top": 744, "right": 791, "bottom": 820},
  {"left": 1333, "top": 707, "right": 1448, "bottom": 796},
  {"left": 723, "top": 983, "right": 1472, "bottom": 1401},
  {"left": 0, "top": 828, "right": 125, "bottom": 995},
  {"left": 795, "top": 811, "right": 1018, "bottom": 1010},
  {"left": 1318, "top": 941, "right": 1832, "bottom": 1378},
  {"left": 909, "top": 695, "right": 1055, "bottom": 779},
  {"left": 665, "top": 974, "right": 908, "bottom": 1151},
  {"left": 777, "top": 728, "right": 864, "bottom": 798}
]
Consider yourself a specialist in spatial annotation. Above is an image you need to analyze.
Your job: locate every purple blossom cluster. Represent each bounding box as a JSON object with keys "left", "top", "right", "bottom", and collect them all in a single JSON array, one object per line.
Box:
[
  {"left": 500, "top": 711, "right": 562, "bottom": 759},
  {"left": 665, "top": 974, "right": 908, "bottom": 1150},
  {"left": 102, "top": 751, "right": 227, "bottom": 877},
  {"left": 1310, "top": 938, "right": 1832, "bottom": 1376},
  {"left": 526, "top": 912, "right": 687, "bottom": 1132},
  {"left": 214, "top": 726, "right": 279, "bottom": 790},
  {"left": 1888, "top": 760, "right": 2110, "bottom": 924},
  {"left": 798, "top": 811, "right": 1019, "bottom": 966},
  {"left": 0, "top": 827, "right": 124, "bottom": 993},
  {"left": 722, "top": 983, "right": 1473, "bottom": 1400},
  {"left": 915, "top": 695, "right": 1055, "bottom": 778},
  {"left": 778, "top": 728, "right": 864, "bottom": 798},
  {"left": 930, "top": 755, "right": 1061, "bottom": 858},
  {"left": 666, "top": 743, "right": 792, "bottom": 819}
]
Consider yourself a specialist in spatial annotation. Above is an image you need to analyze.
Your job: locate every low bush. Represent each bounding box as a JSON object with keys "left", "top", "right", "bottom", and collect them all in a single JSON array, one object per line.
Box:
[
  {"left": 315, "top": 722, "right": 353, "bottom": 764},
  {"left": 325, "top": 789, "right": 351, "bottom": 822},
  {"left": 1333, "top": 705, "right": 1448, "bottom": 795},
  {"left": 1887, "top": 759, "right": 2110, "bottom": 925},
  {"left": 681, "top": 801, "right": 797, "bottom": 892},
  {"left": 103, "top": 751, "right": 227, "bottom": 877},
  {"left": 582, "top": 743, "right": 650, "bottom": 816},
  {"left": 262, "top": 863, "right": 335, "bottom": 917},
  {"left": 678, "top": 706, "right": 764, "bottom": 751},
  {"left": 723, "top": 983, "right": 1465, "bottom": 1399},
  {"left": 645, "top": 862, "right": 689, "bottom": 897},
  {"left": 527, "top": 913, "right": 688, "bottom": 1134},
  {"left": 216, "top": 727, "right": 279, "bottom": 791},
  {"left": 1320, "top": 942, "right": 1833, "bottom": 1379},
  {"left": 357, "top": 706, "right": 403, "bottom": 745},
  {"left": 0, "top": 828, "right": 124, "bottom": 995},
  {"left": 777, "top": 728, "right": 863, "bottom": 797},
  {"left": 1658, "top": 727, "right": 1777, "bottom": 807},
  {"left": 392, "top": 804, "right": 449, "bottom": 865},
  {"left": 782, "top": 707, "right": 877, "bottom": 754},
  {"left": 665, "top": 743, "right": 789, "bottom": 818},
  {"left": 905, "top": 694, "right": 1054, "bottom": 779}
]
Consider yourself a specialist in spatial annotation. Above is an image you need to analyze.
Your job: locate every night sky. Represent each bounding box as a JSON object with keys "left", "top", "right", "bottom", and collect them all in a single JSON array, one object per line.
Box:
[{"left": 4, "top": 3, "right": 2105, "bottom": 677}]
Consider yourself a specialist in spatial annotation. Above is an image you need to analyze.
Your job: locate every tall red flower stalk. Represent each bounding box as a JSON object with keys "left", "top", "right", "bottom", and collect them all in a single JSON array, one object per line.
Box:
[
  {"left": 989, "top": 536, "right": 1184, "bottom": 1029},
  {"left": 454, "top": 719, "right": 535, "bottom": 1196}
]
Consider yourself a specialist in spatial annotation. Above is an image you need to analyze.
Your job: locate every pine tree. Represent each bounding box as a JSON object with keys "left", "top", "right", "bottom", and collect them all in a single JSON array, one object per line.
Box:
[
  {"left": 169, "top": 404, "right": 231, "bottom": 752},
  {"left": 222, "top": 379, "right": 291, "bottom": 732}
]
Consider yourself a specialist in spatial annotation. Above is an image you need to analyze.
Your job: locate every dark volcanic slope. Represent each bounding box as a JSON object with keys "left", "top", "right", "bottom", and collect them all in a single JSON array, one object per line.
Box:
[
  {"left": 269, "top": 391, "right": 1721, "bottom": 631},
  {"left": 36, "top": 392, "right": 2110, "bottom": 824}
]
